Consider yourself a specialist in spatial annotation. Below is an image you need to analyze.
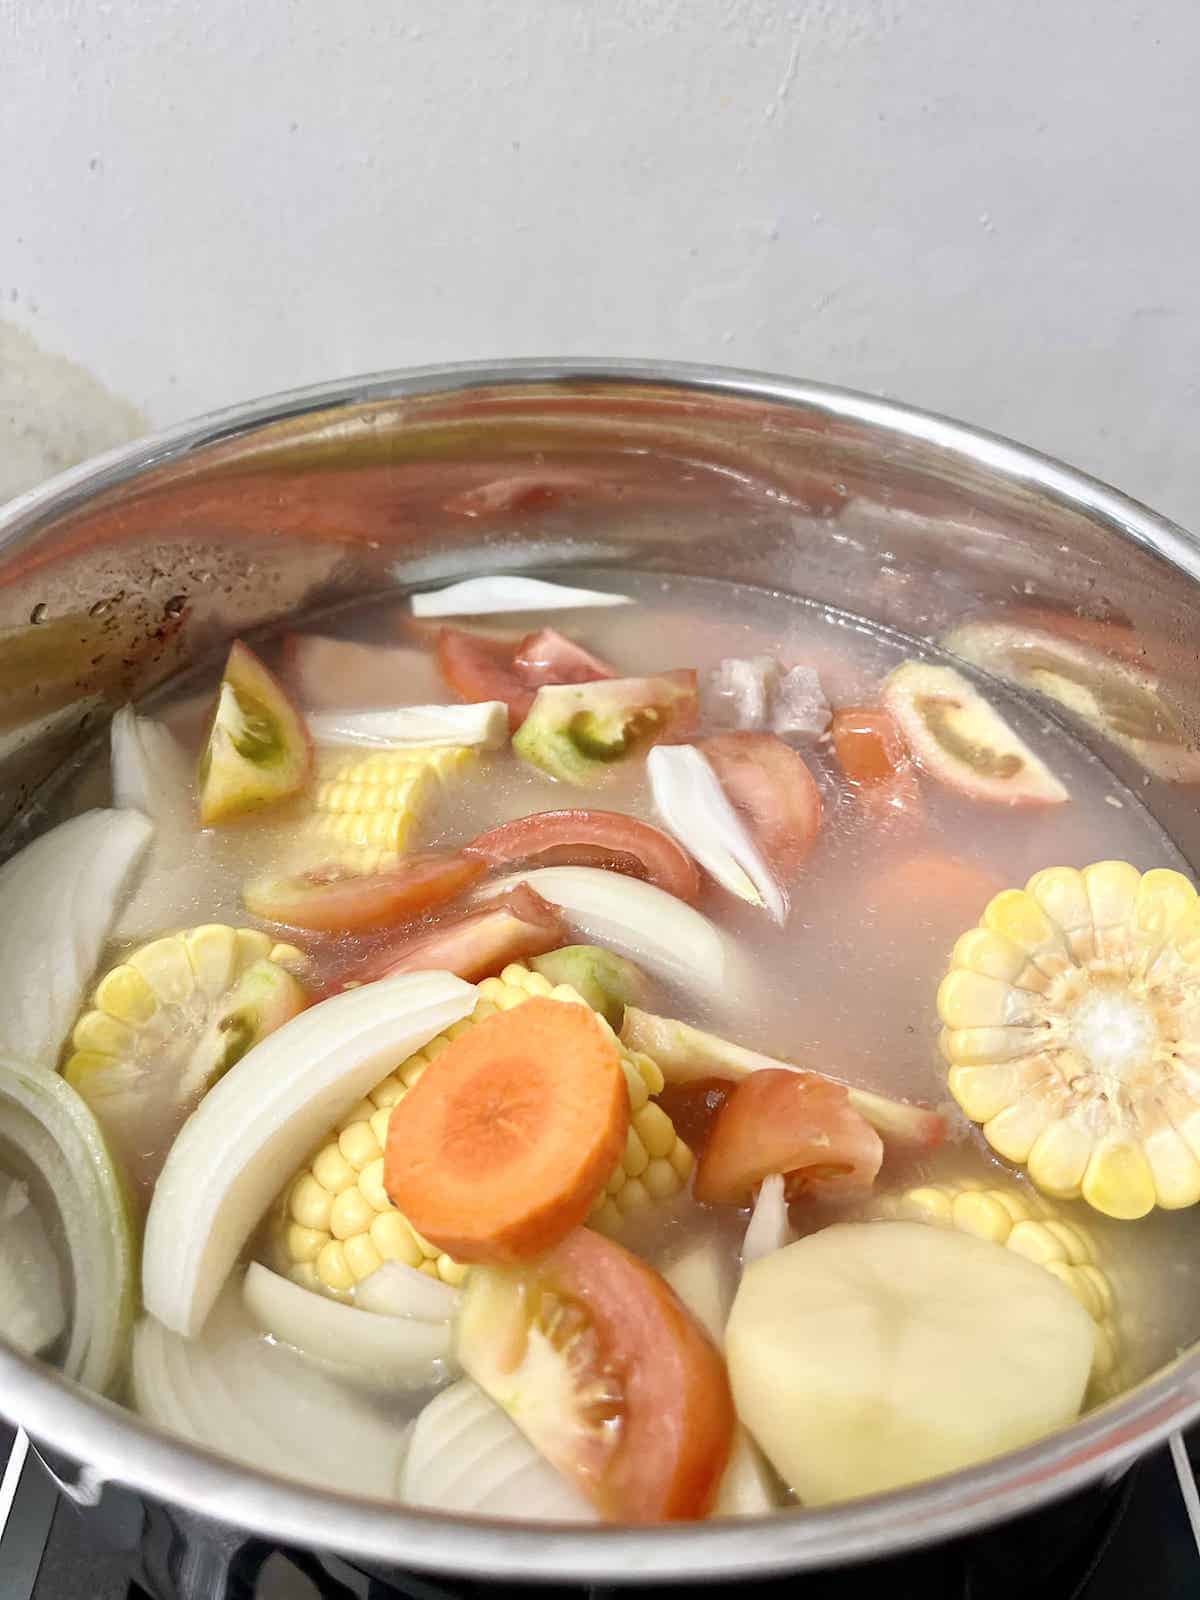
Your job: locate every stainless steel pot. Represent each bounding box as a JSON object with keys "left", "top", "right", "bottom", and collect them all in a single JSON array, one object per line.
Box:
[{"left": 1, "top": 359, "right": 1198, "bottom": 1586}]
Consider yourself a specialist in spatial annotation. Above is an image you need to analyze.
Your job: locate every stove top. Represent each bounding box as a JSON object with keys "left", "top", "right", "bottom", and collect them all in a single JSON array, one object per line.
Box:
[{"left": 2, "top": 1419, "right": 1198, "bottom": 1600}]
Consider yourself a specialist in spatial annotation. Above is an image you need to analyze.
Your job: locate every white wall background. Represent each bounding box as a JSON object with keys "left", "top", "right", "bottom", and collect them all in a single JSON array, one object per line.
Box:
[{"left": 2, "top": 0, "right": 1198, "bottom": 529}]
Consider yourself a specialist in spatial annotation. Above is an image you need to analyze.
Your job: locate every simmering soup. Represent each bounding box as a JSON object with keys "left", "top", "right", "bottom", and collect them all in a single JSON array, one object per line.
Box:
[{"left": 1, "top": 567, "right": 1196, "bottom": 1519}]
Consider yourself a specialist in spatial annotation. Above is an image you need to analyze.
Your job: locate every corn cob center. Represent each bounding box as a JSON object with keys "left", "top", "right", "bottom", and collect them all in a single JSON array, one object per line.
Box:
[
  {"left": 273, "top": 963, "right": 694, "bottom": 1298},
  {"left": 939, "top": 862, "right": 1200, "bottom": 1219}
]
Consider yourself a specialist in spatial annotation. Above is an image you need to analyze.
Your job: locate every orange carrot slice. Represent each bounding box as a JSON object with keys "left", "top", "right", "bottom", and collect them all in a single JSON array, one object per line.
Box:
[{"left": 384, "top": 997, "right": 629, "bottom": 1265}]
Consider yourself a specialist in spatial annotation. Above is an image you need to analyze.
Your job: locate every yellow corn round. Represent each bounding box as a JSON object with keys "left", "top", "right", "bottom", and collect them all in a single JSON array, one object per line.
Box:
[
  {"left": 271, "top": 962, "right": 692, "bottom": 1293},
  {"left": 940, "top": 860, "right": 1200, "bottom": 1219}
]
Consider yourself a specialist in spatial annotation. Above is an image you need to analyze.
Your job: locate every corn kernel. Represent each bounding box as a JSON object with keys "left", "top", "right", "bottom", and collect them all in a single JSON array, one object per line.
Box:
[
  {"left": 901, "top": 1186, "right": 954, "bottom": 1224},
  {"left": 316, "top": 1239, "right": 356, "bottom": 1292},
  {"left": 643, "top": 1158, "right": 681, "bottom": 1202},
  {"left": 284, "top": 1223, "right": 328, "bottom": 1264},
  {"left": 234, "top": 928, "right": 274, "bottom": 967},
  {"left": 94, "top": 964, "right": 157, "bottom": 1025},
  {"left": 289, "top": 1174, "right": 333, "bottom": 1231},
  {"left": 368, "top": 1107, "right": 393, "bottom": 1150},
  {"left": 623, "top": 1127, "right": 649, "bottom": 1178},
  {"left": 637, "top": 1101, "right": 676, "bottom": 1160},
  {"left": 437, "top": 1255, "right": 470, "bottom": 1286},
  {"left": 343, "top": 1232, "right": 384, "bottom": 1282},
  {"left": 313, "top": 1144, "right": 357, "bottom": 1196},
  {"left": 590, "top": 1198, "right": 623, "bottom": 1236},
  {"left": 371, "top": 1073, "right": 405, "bottom": 1108},
  {"left": 330, "top": 1186, "right": 375, "bottom": 1241},
  {"left": 359, "top": 1157, "right": 390, "bottom": 1212},
  {"left": 184, "top": 924, "right": 238, "bottom": 995},
  {"left": 288, "top": 1261, "right": 322, "bottom": 1295},
  {"left": 129, "top": 937, "right": 195, "bottom": 1006},
  {"left": 370, "top": 1211, "right": 423, "bottom": 1267},
  {"left": 616, "top": 1178, "right": 651, "bottom": 1215},
  {"left": 338, "top": 1119, "right": 382, "bottom": 1171},
  {"left": 669, "top": 1141, "right": 695, "bottom": 1181},
  {"left": 71, "top": 1010, "right": 136, "bottom": 1057}
]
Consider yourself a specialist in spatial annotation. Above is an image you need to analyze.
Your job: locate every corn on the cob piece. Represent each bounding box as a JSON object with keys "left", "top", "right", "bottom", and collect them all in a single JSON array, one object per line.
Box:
[
  {"left": 64, "top": 926, "right": 309, "bottom": 1189},
  {"left": 939, "top": 861, "right": 1200, "bottom": 1220},
  {"left": 66, "top": 926, "right": 307, "bottom": 1090},
  {"left": 273, "top": 963, "right": 693, "bottom": 1297},
  {"left": 872, "top": 1178, "right": 1121, "bottom": 1390},
  {"left": 299, "top": 745, "right": 481, "bottom": 873}
]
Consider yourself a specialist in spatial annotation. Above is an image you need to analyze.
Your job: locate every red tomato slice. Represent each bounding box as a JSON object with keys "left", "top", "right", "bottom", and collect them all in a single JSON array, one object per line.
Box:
[
  {"left": 436, "top": 627, "right": 534, "bottom": 730},
  {"left": 512, "top": 628, "right": 615, "bottom": 688},
  {"left": 698, "top": 732, "right": 822, "bottom": 878},
  {"left": 349, "top": 885, "right": 567, "bottom": 984},
  {"left": 457, "top": 1227, "right": 735, "bottom": 1522},
  {"left": 694, "top": 1068, "right": 884, "bottom": 1207},
  {"left": 465, "top": 810, "right": 701, "bottom": 902},
  {"left": 243, "top": 851, "right": 487, "bottom": 933}
]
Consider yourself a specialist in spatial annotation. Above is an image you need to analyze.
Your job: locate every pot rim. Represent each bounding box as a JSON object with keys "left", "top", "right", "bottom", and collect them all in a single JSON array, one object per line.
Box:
[{"left": 2, "top": 356, "right": 1199, "bottom": 1580}]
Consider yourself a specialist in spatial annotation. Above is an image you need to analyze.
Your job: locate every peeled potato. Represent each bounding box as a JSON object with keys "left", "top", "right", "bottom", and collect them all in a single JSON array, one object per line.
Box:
[{"left": 726, "top": 1221, "right": 1094, "bottom": 1505}]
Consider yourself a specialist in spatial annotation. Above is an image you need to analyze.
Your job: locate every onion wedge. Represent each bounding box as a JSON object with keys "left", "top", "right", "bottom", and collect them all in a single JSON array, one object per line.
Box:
[
  {"left": 411, "top": 575, "right": 631, "bottom": 617},
  {"left": 476, "top": 867, "right": 725, "bottom": 992},
  {"left": 741, "top": 1174, "right": 796, "bottom": 1266},
  {"left": 620, "top": 1008, "right": 947, "bottom": 1153},
  {"left": 0, "top": 1174, "right": 66, "bottom": 1357},
  {"left": 242, "top": 1263, "right": 454, "bottom": 1388},
  {"left": 0, "top": 1057, "right": 135, "bottom": 1394},
  {"left": 400, "top": 1379, "right": 599, "bottom": 1520},
  {"left": 0, "top": 809, "right": 153, "bottom": 1068},
  {"left": 355, "top": 1259, "right": 462, "bottom": 1322},
  {"left": 132, "top": 1287, "right": 409, "bottom": 1496},
  {"left": 110, "top": 710, "right": 231, "bottom": 941},
  {"left": 306, "top": 702, "right": 508, "bottom": 750},
  {"left": 647, "top": 745, "right": 786, "bottom": 922},
  {"left": 143, "top": 971, "right": 476, "bottom": 1336}
]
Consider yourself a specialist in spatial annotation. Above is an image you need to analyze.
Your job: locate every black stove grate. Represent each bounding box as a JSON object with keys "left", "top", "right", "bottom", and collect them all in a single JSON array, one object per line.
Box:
[{"left": 2, "top": 1418, "right": 1198, "bottom": 1600}]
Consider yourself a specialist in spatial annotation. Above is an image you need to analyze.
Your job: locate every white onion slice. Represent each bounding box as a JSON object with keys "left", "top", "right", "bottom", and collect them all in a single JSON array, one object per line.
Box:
[
  {"left": 410, "top": 575, "right": 631, "bottom": 616},
  {"left": 477, "top": 867, "right": 725, "bottom": 992},
  {"left": 0, "top": 1056, "right": 135, "bottom": 1393},
  {"left": 400, "top": 1378, "right": 598, "bottom": 1521},
  {"left": 243, "top": 1263, "right": 454, "bottom": 1389},
  {"left": 132, "top": 1289, "right": 409, "bottom": 1497},
  {"left": 741, "top": 1174, "right": 795, "bottom": 1267},
  {"left": 713, "top": 1430, "right": 779, "bottom": 1518},
  {"left": 307, "top": 702, "right": 508, "bottom": 750},
  {"left": 662, "top": 1240, "right": 733, "bottom": 1347},
  {"left": 647, "top": 745, "right": 786, "bottom": 924},
  {"left": 110, "top": 708, "right": 234, "bottom": 940},
  {"left": 356, "top": 1259, "right": 462, "bottom": 1322},
  {"left": 0, "top": 809, "right": 152, "bottom": 1068},
  {"left": 111, "top": 706, "right": 193, "bottom": 817},
  {"left": 0, "top": 1175, "right": 66, "bottom": 1357},
  {"left": 143, "top": 971, "right": 476, "bottom": 1337}
]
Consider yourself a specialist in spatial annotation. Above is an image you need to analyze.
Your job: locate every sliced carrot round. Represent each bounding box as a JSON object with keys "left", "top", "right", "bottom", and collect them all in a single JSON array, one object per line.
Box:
[{"left": 384, "top": 997, "right": 630, "bottom": 1264}]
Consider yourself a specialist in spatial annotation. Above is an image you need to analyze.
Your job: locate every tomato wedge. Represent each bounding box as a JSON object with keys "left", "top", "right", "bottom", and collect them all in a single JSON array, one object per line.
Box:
[
  {"left": 694, "top": 1069, "right": 884, "bottom": 1207},
  {"left": 436, "top": 627, "right": 534, "bottom": 730},
  {"left": 698, "top": 732, "right": 822, "bottom": 878},
  {"left": 465, "top": 810, "right": 701, "bottom": 902},
  {"left": 831, "top": 705, "right": 924, "bottom": 821},
  {"left": 349, "top": 886, "right": 567, "bottom": 984},
  {"left": 457, "top": 1227, "right": 735, "bottom": 1522},
  {"left": 243, "top": 851, "right": 486, "bottom": 933},
  {"left": 512, "top": 628, "right": 615, "bottom": 688}
]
